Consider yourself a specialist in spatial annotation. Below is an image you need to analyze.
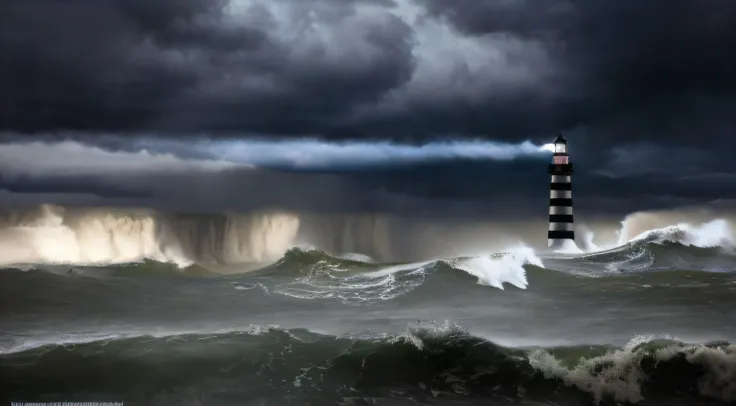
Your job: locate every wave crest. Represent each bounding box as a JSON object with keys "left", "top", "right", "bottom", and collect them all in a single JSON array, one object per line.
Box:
[
  {"left": 2, "top": 202, "right": 736, "bottom": 273},
  {"left": 240, "top": 246, "right": 540, "bottom": 304},
  {"left": 625, "top": 219, "right": 734, "bottom": 249},
  {"left": 2, "top": 323, "right": 734, "bottom": 405}
]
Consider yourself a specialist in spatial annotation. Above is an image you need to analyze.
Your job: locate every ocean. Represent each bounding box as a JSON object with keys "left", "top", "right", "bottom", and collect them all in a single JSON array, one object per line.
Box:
[{"left": 1, "top": 206, "right": 735, "bottom": 406}]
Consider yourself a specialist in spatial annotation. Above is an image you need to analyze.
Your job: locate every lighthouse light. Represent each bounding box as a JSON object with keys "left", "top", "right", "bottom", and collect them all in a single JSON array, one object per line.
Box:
[
  {"left": 540, "top": 143, "right": 556, "bottom": 153},
  {"left": 554, "top": 142, "right": 567, "bottom": 154}
]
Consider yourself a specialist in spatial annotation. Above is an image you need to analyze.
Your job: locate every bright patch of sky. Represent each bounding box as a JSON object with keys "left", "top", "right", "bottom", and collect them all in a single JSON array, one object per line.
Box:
[{"left": 205, "top": 138, "right": 552, "bottom": 169}]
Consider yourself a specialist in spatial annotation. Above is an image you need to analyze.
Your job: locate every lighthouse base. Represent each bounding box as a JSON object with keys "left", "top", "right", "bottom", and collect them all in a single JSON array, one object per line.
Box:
[{"left": 548, "top": 238, "right": 580, "bottom": 253}]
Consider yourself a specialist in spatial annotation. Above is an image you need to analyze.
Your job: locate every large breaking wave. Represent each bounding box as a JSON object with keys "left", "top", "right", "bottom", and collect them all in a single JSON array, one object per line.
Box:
[
  {"left": 1, "top": 323, "right": 734, "bottom": 405},
  {"left": 7, "top": 235, "right": 735, "bottom": 311}
]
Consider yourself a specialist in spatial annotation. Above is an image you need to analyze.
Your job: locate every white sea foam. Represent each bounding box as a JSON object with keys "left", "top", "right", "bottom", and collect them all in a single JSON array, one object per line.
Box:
[
  {"left": 567, "top": 217, "right": 736, "bottom": 260},
  {"left": 271, "top": 257, "right": 433, "bottom": 304},
  {"left": 625, "top": 219, "right": 735, "bottom": 248},
  {"left": 262, "top": 245, "right": 542, "bottom": 305},
  {"left": 449, "top": 245, "right": 542, "bottom": 289},
  {"left": 361, "top": 245, "right": 542, "bottom": 291},
  {"left": 529, "top": 334, "right": 736, "bottom": 404},
  {"left": 398, "top": 323, "right": 736, "bottom": 404},
  {"left": 552, "top": 239, "right": 584, "bottom": 255},
  {"left": 363, "top": 260, "right": 435, "bottom": 278}
]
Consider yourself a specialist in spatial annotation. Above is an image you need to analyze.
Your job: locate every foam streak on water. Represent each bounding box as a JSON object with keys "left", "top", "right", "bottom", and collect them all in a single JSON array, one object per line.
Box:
[{"left": 263, "top": 246, "right": 543, "bottom": 305}]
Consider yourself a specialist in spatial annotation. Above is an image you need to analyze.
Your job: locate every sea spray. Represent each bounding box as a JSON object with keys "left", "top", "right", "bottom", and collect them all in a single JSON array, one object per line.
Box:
[
  {"left": 0, "top": 205, "right": 300, "bottom": 267},
  {"left": 449, "top": 245, "right": 542, "bottom": 289},
  {"left": 626, "top": 219, "right": 735, "bottom": 248}
]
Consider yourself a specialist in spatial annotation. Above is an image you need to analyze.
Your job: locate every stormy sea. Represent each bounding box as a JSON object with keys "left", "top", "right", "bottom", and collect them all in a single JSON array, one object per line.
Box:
[{"left": 1, "top": 205, "right": 735, "bottom": 406}]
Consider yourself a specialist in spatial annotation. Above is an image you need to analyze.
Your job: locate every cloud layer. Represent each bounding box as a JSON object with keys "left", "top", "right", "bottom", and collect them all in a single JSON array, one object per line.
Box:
[
  {"left": 0, "top": 135, "right": 732, "bottom": 221},
  {"left": 0, "top": 137, "right": 550, "bottom": 174},
  {"left": 2, "top": 0, "right": 734, "bottom": 145},
  {"left": 1, "top": 0, "right": 735, "bottom": 221}
]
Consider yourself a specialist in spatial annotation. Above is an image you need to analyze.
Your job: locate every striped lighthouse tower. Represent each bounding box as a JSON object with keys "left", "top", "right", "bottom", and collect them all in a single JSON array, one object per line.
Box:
[{"left": 547, "top": 135, "right": 575, "bottom": 248}]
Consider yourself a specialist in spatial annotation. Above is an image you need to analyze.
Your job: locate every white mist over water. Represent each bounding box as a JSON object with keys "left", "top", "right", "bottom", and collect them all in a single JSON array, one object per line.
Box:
[
  {"left": 551, "top": 239, "right": 584, "bottom": 255},
  {"left": 0, "top": 203, "right": 735, "bottom": 292},
  {"left": 0, "top": 205, "right": 300, "bottom": 268}
]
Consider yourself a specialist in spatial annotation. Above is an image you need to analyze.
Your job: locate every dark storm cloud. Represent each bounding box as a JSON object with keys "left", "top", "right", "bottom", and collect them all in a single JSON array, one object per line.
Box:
[
  {"left": 0, "top": 176, "right": 150, "bottom": 199},
  {"left": 418, "top": 0, "right": 736, "bottom": 143},
  {"left": 0, "top": 144, "right": 728, "bottom": 220},
  {"left": 418, "top": 0, "right": 574, "bottom": 38},
  {"left": 0, "top": 137, "right": 553, "bottom": 217},
  {"left": 0, "top": 132, "right": 732, "bottom": 220},
  {"left": 420, "top": 0, "right": 736, "bottom": 93},
  {"left": 2, "top": 0, "right": 734, "bottom": 144},
  {"left": 0, "top": 0, "right": 414, "bottom": 135}
]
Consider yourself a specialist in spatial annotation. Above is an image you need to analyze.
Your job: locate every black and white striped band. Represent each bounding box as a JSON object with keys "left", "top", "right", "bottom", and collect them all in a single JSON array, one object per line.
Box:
[{"left": 548, "top": 175, "right": 574, "bottom": 246}]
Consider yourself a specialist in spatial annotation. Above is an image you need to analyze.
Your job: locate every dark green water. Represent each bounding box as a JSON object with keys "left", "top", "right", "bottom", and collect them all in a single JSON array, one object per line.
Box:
[{"left": 1, "top": 241, "right": 736, "bottom": 405}]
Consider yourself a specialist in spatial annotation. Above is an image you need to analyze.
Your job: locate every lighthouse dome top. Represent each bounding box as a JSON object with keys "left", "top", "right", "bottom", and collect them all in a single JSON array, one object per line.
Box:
[{"left": 553, "top": 135, "right": 568, "bottom": 154}]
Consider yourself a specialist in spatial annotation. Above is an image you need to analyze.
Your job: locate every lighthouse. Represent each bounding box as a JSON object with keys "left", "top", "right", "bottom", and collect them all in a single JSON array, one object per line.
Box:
[{"left": 547, "top": 135, "right": 575, "bottom": 248}]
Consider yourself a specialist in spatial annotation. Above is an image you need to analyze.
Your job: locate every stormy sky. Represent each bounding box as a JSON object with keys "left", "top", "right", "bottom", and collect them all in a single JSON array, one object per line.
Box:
[{"left": 0, "top": 0, "right": 735, "bottom": 219}]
